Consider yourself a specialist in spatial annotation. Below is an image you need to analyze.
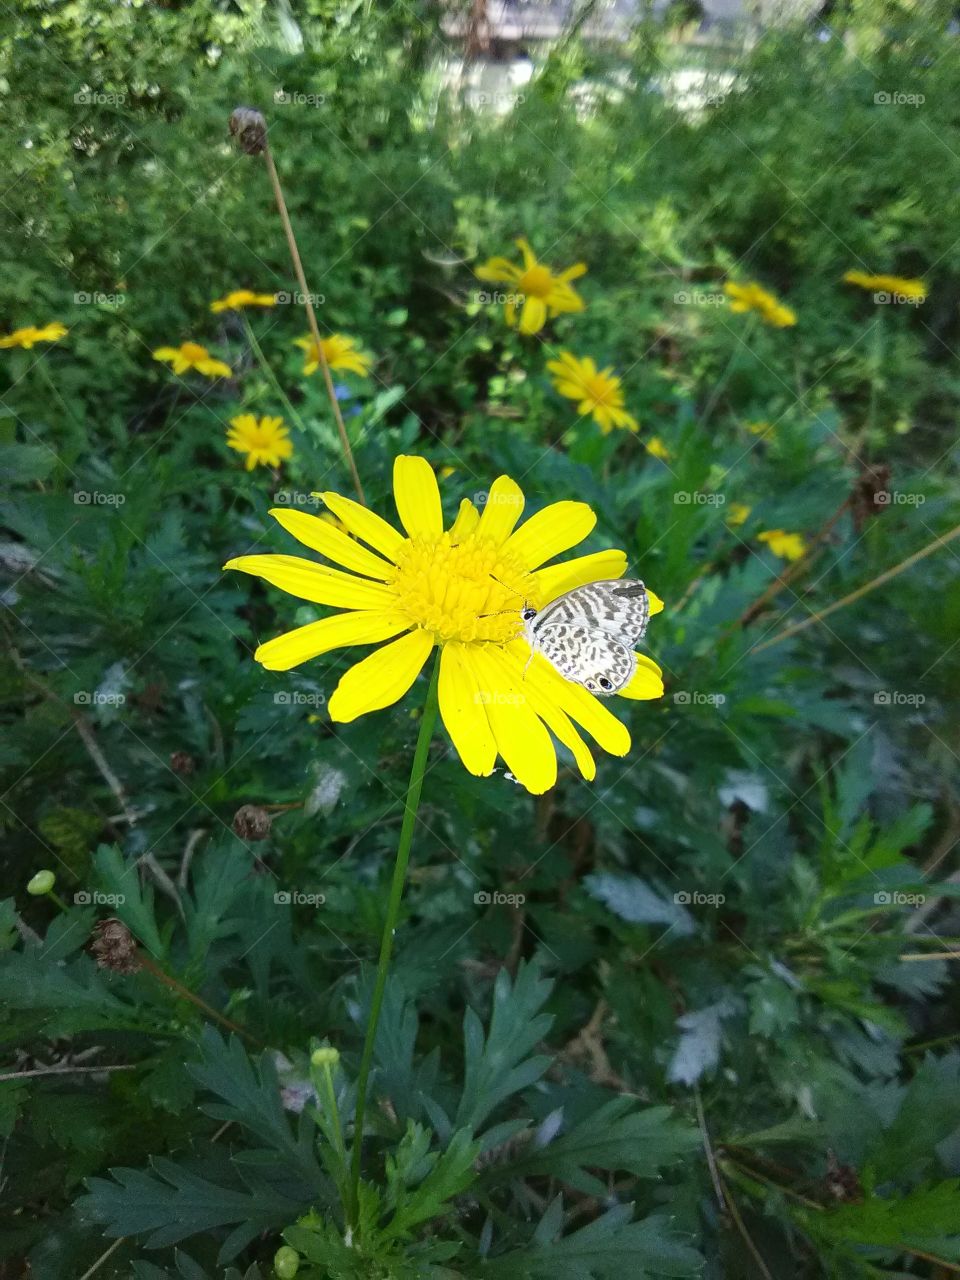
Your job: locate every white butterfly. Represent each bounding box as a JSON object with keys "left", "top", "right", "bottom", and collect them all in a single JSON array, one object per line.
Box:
[{"left": 520, "top": 579, "right": 650, "bottom": 697}]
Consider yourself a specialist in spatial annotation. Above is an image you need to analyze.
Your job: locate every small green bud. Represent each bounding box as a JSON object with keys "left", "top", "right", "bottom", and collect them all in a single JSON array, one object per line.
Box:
[
  {"left": 274, "top": 1244, "right": 300, "bottom": 1279},
  {"left": 27, "top": 870, "right": 56, "bottom": 896},
  {"left": 310, "top": 1046, "right": 340, "bottom": 1068}
]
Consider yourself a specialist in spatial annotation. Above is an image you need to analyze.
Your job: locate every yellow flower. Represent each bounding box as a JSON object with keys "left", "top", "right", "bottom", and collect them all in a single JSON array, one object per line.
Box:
[
  {"left": 224, "top": 456, "right": 665, "bottom": 794},
  {"left": 0, "top": 321, "right": 68, "bottom": 349},
  {"left": 320, "top": 512, "right": 351, "bottom": 536},
  {"left": 210, "top": 289, "right": 277, "bottom": 313},
  {"left": 547, "top": 352, "right": 639, "bottom": 435},
  {"left": 758, "top": 529, "right": 806, "bottom": 561},
  {"left": 724, "top": 281, "right": 796, "bottom": 328},
  {"left": 727, "top": 503, "right": 752, "bottom": 527},
  {"left": 226, "top": 414, "right": 293, "bottom": 471},
  {"left": 745, "top": 420, "right": 773, "bottom": 438},
  {"left": 294, "top": 333, "right": 372, "bottom": 377},
  {"left": 842, "top": 270, "right": 926, "bottom": 301},
  {"left": 475, "top": 238, "right": 586, "bottom": 335},
  {"left": 153, "top": 341, "right": 232, "bottom": 378},
  {"left": 645, "top": 437, "right": 671, "bottom": 461},
  {"left": 439, "top": 465, "right": 457, "bottom": 481}
]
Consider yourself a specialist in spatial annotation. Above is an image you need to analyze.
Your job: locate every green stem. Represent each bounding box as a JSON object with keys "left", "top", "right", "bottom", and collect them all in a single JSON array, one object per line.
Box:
[
  {"left": 348, "top": 652, "right": 441, "bottom": 1225},
  {"left": 241, "top": 314, "right": 313, "bottom": 441},
  {"left": 34, "top": 357, "right": 85, "bottom": 453},
  {"left": 699, "top": 312, "right": 757, "bottom": 430}
]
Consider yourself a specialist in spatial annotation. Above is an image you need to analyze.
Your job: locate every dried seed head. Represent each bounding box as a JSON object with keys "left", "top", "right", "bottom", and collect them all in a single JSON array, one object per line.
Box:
[
  {"left": 229, "top": 106, "right": 267, "bottom": 156},
  {"left": 169, "top": 751, "right": 196, "bottom": 776},
  {"left": 232, "top": 803, "right": 273, "bottom": 841},
  {"left": 91, "top": 918, "right": 141, "bottom": 974}
]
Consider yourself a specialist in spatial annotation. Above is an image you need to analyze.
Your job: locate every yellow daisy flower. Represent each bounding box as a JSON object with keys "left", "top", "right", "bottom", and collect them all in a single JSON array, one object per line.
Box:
[
  {"left": 224, "top": 456, "right": 665, "bottom": 795},
  {"left": 153, "top": 341, "right": 232, "bottom": 379},
  {"left": 226, "top": 414, "right": 293, "bottom": 471},
  {"left": 745, "top": 420, "right": 773, "bottom": 438},
  {"left": 645, "top": 437, "right": 671, "bottom": 461},
  {"left": 475, "top": 238, "right": 586, "bottom": 335},
  {"left": 547, "top": 352, "right": 639, "bottom": 435},
  {"left": 758, "top": 529, "right": 806, "bottom": 561},
  {"left": 210, "top": 289, "right": 277, "bottom": 313},
  {"left": 727, "top": 502, "right": 752, "bottom": 528},
  {"left": 0, "top": 321, "right": 68, "bottom": 349},
  {"left": 724, "top": 281, "right": 796, "bottom": 328},
  {"left": 294, "top": 333, "right": 372, "bottom": 378},
  {"left": 842, "top": 270, "right": 926, "bottom": 301}
]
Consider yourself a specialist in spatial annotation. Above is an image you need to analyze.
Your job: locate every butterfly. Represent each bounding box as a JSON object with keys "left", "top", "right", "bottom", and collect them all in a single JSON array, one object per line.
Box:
[{"left": 520, "top": 579, "right": 650, "bottom": 697}]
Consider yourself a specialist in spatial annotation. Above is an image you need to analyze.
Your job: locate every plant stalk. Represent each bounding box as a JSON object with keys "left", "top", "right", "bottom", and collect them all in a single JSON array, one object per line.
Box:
[{"left": 348, "top": 652, "right": 441, "bottom": 1224}]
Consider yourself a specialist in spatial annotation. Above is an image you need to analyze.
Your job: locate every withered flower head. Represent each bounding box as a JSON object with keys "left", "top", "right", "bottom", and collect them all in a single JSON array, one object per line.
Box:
[
  {"left": 229, "top": 107, "right": 267, "bottom": 156},
  {"left": 91, "top": 918, "right": 141, "bottom": 975},
  {"left": 232, "top": 803, "right": 273, "bottom": 841}
]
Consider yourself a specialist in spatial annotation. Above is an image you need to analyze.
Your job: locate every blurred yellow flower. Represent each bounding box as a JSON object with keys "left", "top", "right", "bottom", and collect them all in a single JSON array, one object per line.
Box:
[
  {"left": 210, "top": 289, "right": 277, "bottom": 313},
  {"left": 476, "top": 238, "right": 586, "bottom": 335},
  {"left": 547, "top": 352, "right": 639, "bottom": 435},
  {"left": 758, "top": 529, "right": 806, "bottom": 561},
  {"left": 746, "top": 420, "right": 773, "bottom": 438},
  {"left": 439, "top": 465, "right": 457, "bottom": 481},
  {"left": 724, "top": 281, "right": 796, "bottom": 328},
  {"left": 225, "top": 456, "right": 665, "bottom": 794},
  {"left": 727, "top": 503, "right": 752, "bottom": 527},
  {"left": 843, "top": 270, "right": 926, "bottom": 301},
  {"left": 295, "top": 333, "right": 372, "bottom": 377},
  {"left": 227, "top": 414, "right": 293, "bottom": 470},
  {"left": 645, "top": 437, "right": 671, "bottom": 461},
  {"left": 153, "top": 341, "right": 232, "bottom": 378},
  {"left": 0, "top": 322, "right": 68, "bottom": 349}
]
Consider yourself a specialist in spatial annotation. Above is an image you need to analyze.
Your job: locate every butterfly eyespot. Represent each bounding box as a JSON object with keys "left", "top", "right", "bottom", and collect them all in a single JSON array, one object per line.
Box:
[{"left": 598, "top": 677, "right": 613, "bottom": 691}]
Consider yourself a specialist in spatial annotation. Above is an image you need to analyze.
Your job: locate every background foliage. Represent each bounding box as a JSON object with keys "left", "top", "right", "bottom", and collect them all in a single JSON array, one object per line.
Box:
[{"left": 2, "top": 0, "right": 960, "bottom": 1276}]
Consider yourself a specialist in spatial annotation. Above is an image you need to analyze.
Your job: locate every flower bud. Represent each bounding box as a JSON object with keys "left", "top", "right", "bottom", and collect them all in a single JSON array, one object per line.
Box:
[
  {"left": 310, "top": 1046, "right": 340, "bottom": 1069},
  {"left": 229, "top": 106, "right": 267, "bottom": 156},
  {"left": 90, "top": 918, "right": 141, "bottom": 974},
  {"left": 274, "top": 1245, "right": 300, "bottom": 1279},
  {"left": 232, "top": 804, "right": 272, "bottom": 841},
  {"left": 27, "top": 870, "right": 56, "bottom": 896}
]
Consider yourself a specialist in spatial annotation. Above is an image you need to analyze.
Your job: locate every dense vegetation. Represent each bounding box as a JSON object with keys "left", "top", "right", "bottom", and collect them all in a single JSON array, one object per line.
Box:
[{"left": 2, "top": 1, "right": 960, "bottom": 1276}]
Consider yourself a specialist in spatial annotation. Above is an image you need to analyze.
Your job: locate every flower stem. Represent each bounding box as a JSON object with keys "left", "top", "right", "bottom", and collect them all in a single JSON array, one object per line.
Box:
[
  {"left": 348, "top": 651, "right": 440, "bottom": 1224},
  {"left": 240, "top": 314, "right": 314, "bottom": 441},
  {"left": 699, "top": 313, "right": 757, "bottom": 429},
  {"left": 261, "top": 141, "right": 366, "bottom": 505}
]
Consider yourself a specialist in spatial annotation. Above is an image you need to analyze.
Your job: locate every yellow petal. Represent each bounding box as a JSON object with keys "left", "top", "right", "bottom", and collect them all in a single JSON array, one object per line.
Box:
[
  {"left": 438, "top": 642, "right": 497, "bottom": 777},
  {"left": 269, "top": 508, "right": 395, "bottom": 581},
  {"left": 254, "top": 611, "right": 410, "bottom": 671},
  {"left": 449, "top": 498, "right": 480, "bottom": 543},
  {"left": 475, "top": 258, "right": 520, "bottom": 284},
  {"left": 518, "top": 295, "right": 547, "bottom": 335},
  {"left": 505, "top": 639, "right": 630, "bottom": 757},
  {"left": 504, "top": 501, "right": 596, "bottom": 570},
  {"left": 317, "top": 492, "right": 406, "bottom": 562},
  {"left": 510, "top": 667, "right": 596, "bottom": 781},
  {"left": 618, "top": 653, "right": 664, "bottom": 701},
  {"left": 476, "top": 475, "right": 525, "bottom": 544},
  {"left": 467, "top": 647, "right": 557, "bottom": 794},
  {"left": 648, "top": 590, "right": 664, "bottom": 615},
  {"left": 224, "top": 555, "right": 396, "bottom": 610},
  {"left": 393, "top": 455, "right": 443, "bottom": 540},
  {"left": 327, "top": 629, "right": 434, "bottom": 723},
  {"left": 532, "top": 550, "right": 627, "bottom": 604}
]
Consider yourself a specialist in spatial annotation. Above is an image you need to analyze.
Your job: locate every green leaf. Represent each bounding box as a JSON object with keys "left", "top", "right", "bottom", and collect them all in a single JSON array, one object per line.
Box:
[
  {"left": 92, "top": 844, "right": 166, "bottom": 959},
  {"left": 382, "top": 1124, "right": 479, "bottom": 1240}
]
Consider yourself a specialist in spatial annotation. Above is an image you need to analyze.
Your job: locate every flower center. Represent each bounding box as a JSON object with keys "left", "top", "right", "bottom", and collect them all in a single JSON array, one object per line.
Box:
[
  {"left": 585, "top": 374, "right": 617, "bottom": 408},
  {"left": 181, "top": 342, "right": 207, "bottom": 360},
  {"left": 391, "top": 532, "right": 535, "bottom": 644},
  {"left": 518, "top": 264, "right": 554, "bottom": 300}
]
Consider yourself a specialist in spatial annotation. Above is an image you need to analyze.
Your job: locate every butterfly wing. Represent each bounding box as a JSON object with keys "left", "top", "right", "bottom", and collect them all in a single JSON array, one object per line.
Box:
[
  {"left": 534, "top": 623, "right": 637, "bottom": 696},
  {"left": 532, "top": 579, "right": 650, "bottom": 646}
]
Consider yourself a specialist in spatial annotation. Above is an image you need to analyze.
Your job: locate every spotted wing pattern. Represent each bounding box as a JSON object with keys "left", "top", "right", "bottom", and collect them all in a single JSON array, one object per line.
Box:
[
  {"left": 532, "top": 580, "right": 650, "bottom": 645},
  {"left": 534, "top": 624, "right": 637, "bottom": 695}
]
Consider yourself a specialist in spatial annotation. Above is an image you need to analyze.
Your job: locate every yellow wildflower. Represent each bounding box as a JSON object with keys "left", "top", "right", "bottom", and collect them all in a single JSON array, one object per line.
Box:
[
  {"left": 843, "top": 270, "right": 926, "bottom": 301},
  {"left": 727, "top": 503, "right": 752, "bottom": 528},
  {"left": 475, "top": 238, "right": 586, "bottom": 335},
  {"left": 295, "top": 333, "right": 372, "bottom": 378},
  {"left": 0, "top": 322, "right": 68, "bottom": 349},
  {"left": 211, "top": 289, "right": 277, "bottom": 313},
  {"left": 645, "top": 437, "right": 671, "bottom": 461},
  {"left": 547, "top": 352, "right": 639, "bottom": 435},
  {"left": 746, "top": 421, "right": 773, "bottom": 438},
  {"left": 153, "top": 341, "right": 232, "bottom": 378},
  {"left": 224, "top": 457, "right": 665, "bottom": 794},
  {"left": 724, "top": 281, "right": 796, "bottom": 328},
  {"left": 226, "top": 415, "right": 293, "bottom": 470},
  {"left": 758, "top": 529, "right": 806, "bottom": 561}
]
